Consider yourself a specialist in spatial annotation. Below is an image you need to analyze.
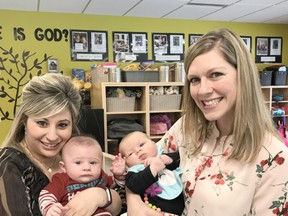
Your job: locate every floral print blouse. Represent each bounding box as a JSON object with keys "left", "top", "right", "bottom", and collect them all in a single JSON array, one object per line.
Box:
[{"left": 157, "top": 118, "right": 288, "bottom": 216}]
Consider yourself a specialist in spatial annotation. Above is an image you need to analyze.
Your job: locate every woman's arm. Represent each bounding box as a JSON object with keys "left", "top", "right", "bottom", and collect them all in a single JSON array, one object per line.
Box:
[
  {"left": 0, "top": 149, "right": 45, "bottom": 216},
  {"left": 106, "top": 189, "right": 122, "bottom": 215},
  {"left": 126, "top": 188, "right": 162, "bottom": 216},
  {"left": 64, "top": 187, "right": 121, "bottom": 216}
]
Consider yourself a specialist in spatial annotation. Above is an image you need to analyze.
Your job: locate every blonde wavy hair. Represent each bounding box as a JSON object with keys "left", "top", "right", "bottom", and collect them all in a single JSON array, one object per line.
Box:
[{"left": 2, "top": 73, "right": 82, "bottom": 152}]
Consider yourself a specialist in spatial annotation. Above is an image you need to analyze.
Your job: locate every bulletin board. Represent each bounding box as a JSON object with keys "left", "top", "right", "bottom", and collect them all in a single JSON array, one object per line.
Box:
[{"left": 70, "top": 29, "right": 108, "bottom": 61}]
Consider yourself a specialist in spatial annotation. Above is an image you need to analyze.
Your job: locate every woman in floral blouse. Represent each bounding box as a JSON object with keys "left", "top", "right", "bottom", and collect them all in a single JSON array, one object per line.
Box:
[{"left": 126, "top": 28, "right": 288, "bottom": 216}]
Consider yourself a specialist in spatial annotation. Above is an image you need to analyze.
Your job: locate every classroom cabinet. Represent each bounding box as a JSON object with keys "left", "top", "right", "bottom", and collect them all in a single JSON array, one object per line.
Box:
[{"left": 91, "top": 82, "right": 184, "bottom": 154}]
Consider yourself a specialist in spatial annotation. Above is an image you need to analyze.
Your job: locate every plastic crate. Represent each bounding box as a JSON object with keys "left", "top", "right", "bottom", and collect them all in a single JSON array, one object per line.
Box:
[
  {"left": 106, "top": 97, "right": 135, "bottom": 112},
  {"left": 121, "top": 70, "right": 159, "bottom": 82},
  {"left": 259, "top": 71, "right": 272, "bottom": 86},
  {"left": 150, "top": 94, "right": 181, "bottom": 111},
  {"left": 272, "top": 71, "right": 287, "bottom": 85}
]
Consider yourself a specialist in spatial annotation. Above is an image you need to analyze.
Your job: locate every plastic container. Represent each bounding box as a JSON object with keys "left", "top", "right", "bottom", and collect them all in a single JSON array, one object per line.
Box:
[
  {"left": 121, "top": 70, "right": 159, "bottom": 82},
  {"left": 272, "top": 71, "right": 287, "bottom": 85},
  {"left": 259, "top": 71, "right": 272, "bottom": 86}
]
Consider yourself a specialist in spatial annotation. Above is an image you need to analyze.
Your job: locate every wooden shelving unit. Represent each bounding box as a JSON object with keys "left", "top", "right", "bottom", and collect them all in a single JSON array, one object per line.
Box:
[
  {"left": 261, "top": 85, "right": 288, "bottom": 131},
  {"left": 91, "top": 82, "right": 184, "bottom": 153}
]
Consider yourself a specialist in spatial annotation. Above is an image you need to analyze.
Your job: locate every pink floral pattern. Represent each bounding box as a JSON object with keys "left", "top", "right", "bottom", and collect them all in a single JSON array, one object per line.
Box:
[{"left": 157, "top": 119, "right": 288, "bottom": 216}]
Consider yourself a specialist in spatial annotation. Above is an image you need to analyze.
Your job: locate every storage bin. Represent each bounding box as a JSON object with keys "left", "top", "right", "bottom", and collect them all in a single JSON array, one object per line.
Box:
[
  {"left": 272, "top": 71, "right": 287, "bottom": 85},
  {"left": 259, "top": 71, "right": 272, "bottom": 86},
  {"left": 91, "top": 67, "right": 109, "bottom": 83},
  {"left": 106, "top": 97, "right": 135, "bottom": 112},
  {"left": 121, "top": 70, "right": 159, "bottom": 82},
  {"left": 150, "top": 94, "right": 182, "bottom": 111}
]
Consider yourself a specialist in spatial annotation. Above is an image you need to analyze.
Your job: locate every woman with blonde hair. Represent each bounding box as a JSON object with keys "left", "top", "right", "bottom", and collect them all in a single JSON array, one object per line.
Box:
[
  {"left": 0, "top": 73, "right": 121, "bottom": 216},
  {"left": 126, "top": 28, "right": 288, "bottom": 215}
]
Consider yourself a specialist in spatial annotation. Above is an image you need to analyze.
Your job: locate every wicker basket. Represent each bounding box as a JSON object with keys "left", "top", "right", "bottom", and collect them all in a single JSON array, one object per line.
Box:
[
  {"left": 150, "top": 94, "right": 182, "bottom": 111},
  {"left": 106, "top": 97, "right": 135, "bottom": 112},
  {"left": 91, "top": 67, "right": 109, "bottom": 83}
]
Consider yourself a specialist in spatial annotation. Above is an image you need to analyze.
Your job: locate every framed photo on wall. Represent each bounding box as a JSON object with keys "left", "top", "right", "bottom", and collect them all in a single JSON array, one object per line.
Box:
[
  {"left": 188, "top": 34, "right": 203, "bottom": 46},
  {"left": 152, "top": 32, "right": 185, "bottom": 62},
  {"left": 256, "top": 37, "right": 269, "bottom": 56},
  {"left": 112, "top": 31, "right": 148, "bottom": 62},
  {"left": 240, "top": 36, "right": 252, "bottom": 52},
  {"left": 70, "top": 29, "right": 108, "bottom": 61},
  {"left": 270, "top": 37, "right": 282, "bottom": 55},
  {"left": 255, "top": 36, "right": 282, "bottom": 63},
  {"left": 47, "top": 58, "right": 58, "bottom": 73}
]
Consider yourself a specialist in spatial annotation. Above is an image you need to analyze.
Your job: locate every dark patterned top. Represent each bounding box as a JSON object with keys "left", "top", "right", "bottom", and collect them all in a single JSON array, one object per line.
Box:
[{"left": 0, "top": 147, "right": 49, "bottom": 216}]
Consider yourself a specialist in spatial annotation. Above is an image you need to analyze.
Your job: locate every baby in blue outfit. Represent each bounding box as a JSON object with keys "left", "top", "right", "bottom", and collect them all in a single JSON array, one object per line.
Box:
[{"left": 117, "top": 131, "right": 184, "bottom": 215}]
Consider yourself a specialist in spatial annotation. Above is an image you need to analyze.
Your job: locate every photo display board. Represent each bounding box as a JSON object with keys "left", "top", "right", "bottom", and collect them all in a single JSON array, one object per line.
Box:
[
  {"left": 112, "top": 31, "right": 148, "bottom": 62},
  {"left": 152, "top": 33, "right": 185, "bottom": 62},
  {"left": 70, "top": 30, "right": 108, "bottom": 61},
  {"left": 255, "top": 37, "right": 282, "bottom": 63}
]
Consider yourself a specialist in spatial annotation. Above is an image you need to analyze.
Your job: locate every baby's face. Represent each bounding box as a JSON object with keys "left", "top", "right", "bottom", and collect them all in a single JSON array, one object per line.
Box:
[
  {"left": 121, "top": 132, "right": 157, "bottom": 167},
  {"left": 61, "top": 144, "right": 102, "bottom": 183}
]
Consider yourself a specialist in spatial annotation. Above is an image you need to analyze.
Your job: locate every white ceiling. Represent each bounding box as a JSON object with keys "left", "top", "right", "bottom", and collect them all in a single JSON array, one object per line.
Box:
[{"left": 1, "top": 0, "right": 288, "bottom": 24}]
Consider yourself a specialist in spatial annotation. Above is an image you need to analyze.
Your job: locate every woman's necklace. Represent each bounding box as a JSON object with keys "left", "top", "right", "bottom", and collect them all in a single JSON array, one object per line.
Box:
[
  {"left": 47, "top": 157, "right": 58, "bottom": 173},
  {"left": 21, "top": 141, "right": 58, "bottom": 173}
]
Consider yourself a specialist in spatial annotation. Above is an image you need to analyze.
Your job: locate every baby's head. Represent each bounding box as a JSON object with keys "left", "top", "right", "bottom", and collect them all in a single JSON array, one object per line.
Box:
[
  {"left": 119, "top": 131, "right": 157, "bottom": 167},
  {"left": 60, "top": 135, "right": 103, "bottom": 183}
]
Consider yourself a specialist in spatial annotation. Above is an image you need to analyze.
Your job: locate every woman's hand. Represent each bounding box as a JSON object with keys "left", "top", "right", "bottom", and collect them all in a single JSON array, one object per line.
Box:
[
  {"left": 126, "top": 188, "right": 162, "bottom": 216},
  {"left": 64, "top": 187, "right": 121, "bottom": 216}
]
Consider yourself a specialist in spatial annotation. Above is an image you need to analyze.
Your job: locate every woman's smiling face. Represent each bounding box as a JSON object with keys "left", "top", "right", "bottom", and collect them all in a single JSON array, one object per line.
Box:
[
  {"left": 25, "top": 108, "right": 73, "bottom": 160},
  {"left": 187, "top": 48, "right": 237, "bottom": 128}
]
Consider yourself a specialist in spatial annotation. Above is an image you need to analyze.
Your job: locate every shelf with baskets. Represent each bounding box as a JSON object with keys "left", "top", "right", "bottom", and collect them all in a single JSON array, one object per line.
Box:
[
  {"left": 261, "top": 86, "right": 288, "bottom": 134},
  {"left": 91, "top": 82, "right": 184, "bottom": 154}
]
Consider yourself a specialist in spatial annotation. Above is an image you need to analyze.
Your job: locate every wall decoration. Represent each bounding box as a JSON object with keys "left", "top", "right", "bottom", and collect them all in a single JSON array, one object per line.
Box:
[
  {"left": 270, "top": 37, "right": 282, "bottom": 56},
  {"left": 47, "top": 58, "right": 58, "bottom": 72},
  {"left": 112, "top": 31, "right": 148, "bottom": 62},
  {"left": 70, "top": 30, "right": 108, "bottom": 61},
  {"left": 152, "top": 33, "right": 185, "bottom": 62},
  {"left": 0, "top": 46, "right": 51, "bottom": 121},
  {"left": 240, "top": 36, "right": 252, "bottom": 52},
  {"left": 255, "top": 37, "right": 282, "bottom": 63},
  {"left": 189, "top": 34, "right": 203, "bottom": 46}
]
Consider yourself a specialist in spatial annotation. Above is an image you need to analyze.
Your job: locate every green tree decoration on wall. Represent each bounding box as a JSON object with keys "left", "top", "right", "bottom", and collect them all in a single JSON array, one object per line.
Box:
[{"left": 0, "top": 46, "right": 52, "bottom": 121}]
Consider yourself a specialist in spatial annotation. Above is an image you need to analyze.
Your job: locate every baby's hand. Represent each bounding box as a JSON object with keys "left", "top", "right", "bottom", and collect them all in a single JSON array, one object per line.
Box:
[
  {"left": 149, "top": 156, "right": 166, "bottom": 177},
  {"left": 110, "top": 153, "right": 126, "bottom": 176},
  {"left": 144, "top": 156, "right": 157, "bottom": 167},
  {"left": 159, "top": 154, "right": 173, "bottom": 165},
  {"left": 46, "top": 202, "right": 69, "bottom": 216}
]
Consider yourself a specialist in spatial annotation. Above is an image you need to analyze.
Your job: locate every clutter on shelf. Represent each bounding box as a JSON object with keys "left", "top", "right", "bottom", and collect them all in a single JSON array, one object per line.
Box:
[
  {"left": 149, "top": 86, "right": 182, "bottom": 111},
  {"left": 259, "top": 65, "right": 287, "bottom": 86},
  {"left": 107, "top": 118, "right": 144, "bottom": 139},
  {"left": 149, "top": 86, "right": 180, "bottom": 95},
  {"left": 72, "top": 68, "right": 92, "bottom": 105},
  {"left": 105, "top": 87, "right": 142, "bottom": 112},
  {"left": 150, "top": 114, "right": 172, "bottom": 135},
  {"left": 106, "top": 87, "right": 142, "bottom": 98},
  {"left": 272, "top": 106, "right": 285, "bottom": 117},
  {"left": 72, "top": 68, "right": 92, "bottom": 90}
]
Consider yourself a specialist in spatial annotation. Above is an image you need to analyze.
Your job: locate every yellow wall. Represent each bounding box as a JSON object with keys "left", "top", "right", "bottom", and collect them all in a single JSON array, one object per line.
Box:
[{"left": 0, "top": 10, "right": 288, "bottom": 144}]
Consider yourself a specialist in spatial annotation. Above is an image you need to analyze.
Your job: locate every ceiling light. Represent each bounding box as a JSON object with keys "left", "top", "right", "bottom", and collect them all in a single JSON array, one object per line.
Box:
[{"left": 186, "top": 2, "right": 227, "bottom": 8}]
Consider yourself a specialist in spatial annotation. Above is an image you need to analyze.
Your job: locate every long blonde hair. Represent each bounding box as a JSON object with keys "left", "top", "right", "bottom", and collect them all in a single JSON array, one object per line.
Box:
[
  {"left": 182, "top": 28, "right": 280, "bottom": 162},
  {"left": 2, "top": 73, "right": 82, "bottom": 153}
]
